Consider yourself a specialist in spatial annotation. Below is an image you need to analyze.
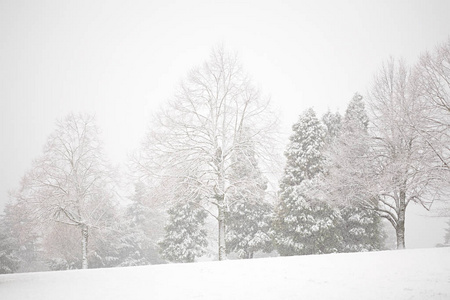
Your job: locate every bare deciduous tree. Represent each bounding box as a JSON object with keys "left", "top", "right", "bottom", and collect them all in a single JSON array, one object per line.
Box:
[
  {"left": 324, "top": 60, "right": 447, "bottom": 249},
  {"left": 134, "top": 47, "right": 279, "bottom": 260},
  {"left": 367, "top": 59, "right": 448, "bottom": 248},
  {"left": 415, "top": 38, "right": 450, "bottom": 172},
  {"left": 16, "top": 113, "right": 118, "bottom": 269}
]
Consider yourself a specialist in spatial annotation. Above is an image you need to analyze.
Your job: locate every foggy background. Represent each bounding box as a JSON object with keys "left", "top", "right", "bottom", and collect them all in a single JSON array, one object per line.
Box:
[{"left": 1, "top": 0, "right": 449, "bottom": 248}]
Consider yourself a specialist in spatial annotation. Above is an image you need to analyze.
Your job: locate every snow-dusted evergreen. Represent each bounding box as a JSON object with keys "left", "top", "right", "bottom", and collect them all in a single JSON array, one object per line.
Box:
[
  {"left": 225, "top": 132, "right": 273, "bottom": 259},
  {"left": 0, "top": 211, "right": 20, "bottom": 274},
  {"left": 1, "top": 201, "right": 43, "bottom": 273},
  {"left": 321, "top": 110, "right": 342, "bottom": 145},
  {"left": 281, "top": 108, "right": 326, "bottom": 185},
  {"left": 115, "top": 182, "right": 165, "bottom": 266},
  {"left": 158, "top": 201, "right": 208, "bottom": 263},
  {"left": 338, "top": 94, "right": 384, "bottom": 251},
  {"left": 225, "top": 201, "right": 273, "bottom": 258},
  {"left": 44, "top": 223, "right": 84, "bottom": 270},
  {"left": 339, "top": 206, "right": 384, "bottom": 252},
  {"left": 322, "top": 94, "right": 385, "bottom": 252},
  {"left": 274, "top": 108, "right": 342, "bottom": 255}
]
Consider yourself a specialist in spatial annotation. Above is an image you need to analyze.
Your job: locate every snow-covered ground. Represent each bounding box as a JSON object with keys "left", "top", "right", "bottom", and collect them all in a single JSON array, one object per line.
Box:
[{"left": 1, "top": 248, "right": 449, "bottom": 300}]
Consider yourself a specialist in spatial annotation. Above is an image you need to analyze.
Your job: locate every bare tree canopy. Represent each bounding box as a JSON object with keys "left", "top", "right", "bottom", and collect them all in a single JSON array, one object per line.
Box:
[
  {"left": 134, "top": 46, "right": 279, "bottom": 260},
  {"left": 324, "top": 59, "right": 448, "bottom": 249},
  {"left": 415, "top": 38, "right": 450, "bottom": 171},
  {"left": 15, "top": 113, "right": 118, "bottom": 269}
]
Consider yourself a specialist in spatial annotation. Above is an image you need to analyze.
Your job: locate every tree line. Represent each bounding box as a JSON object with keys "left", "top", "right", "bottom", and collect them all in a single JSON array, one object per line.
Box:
[{"left": 1, "top": 40, "right": 449, "bottom": 273}]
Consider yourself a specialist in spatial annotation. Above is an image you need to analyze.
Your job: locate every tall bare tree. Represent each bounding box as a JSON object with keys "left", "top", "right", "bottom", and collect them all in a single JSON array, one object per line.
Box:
[
  {"left": 324, "top": 60, "right": 447, "bottom": 249},
  {"left": 415, "top": 38, "right": 450, "bottom": 172},
  {"left": 367, "top": 59, "right": 448, "bottom": 248},
  {"left": 16, "top": 113, "right": 118, "bottom": 269},
  {"left": 134, "top": 47, "right": 278, "bottom": 260}
]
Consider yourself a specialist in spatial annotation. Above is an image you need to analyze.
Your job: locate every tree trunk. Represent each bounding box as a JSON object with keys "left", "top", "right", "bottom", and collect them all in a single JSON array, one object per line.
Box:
[
  {"left": 81, "top": 224, "right": 89, "bottom": 269},
  {"left": 396, "top": 191, "right": 406, "bottom": 249},
  {"left": 396, "top": 223, "right": 405, "bottom": 249},
  {"left": 215, "top": 146, "right": 227, "bottom": 261},
  {"left": 218, "top": 198, "right": 226, "bottom": 261}
]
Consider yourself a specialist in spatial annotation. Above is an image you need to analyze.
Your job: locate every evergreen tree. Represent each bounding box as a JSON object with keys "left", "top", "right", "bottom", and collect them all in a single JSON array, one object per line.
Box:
[
  {"left": 117, "top": 182, "right": 166, "bottom": 266},
  {"left": 44, "top": 223, "right": 83, "bottom": 270},
  {"left": 158, "top": 201, "right": 208, "bottom": 263},
  {"left": 225, "top": 132, "right": 273, "bottom": 258},
  {"left": 0, "top": 213, "right": 20, "bottom": 274},
  {"left": 343, "top": 93, "right": 369, "bottom": 133},
  {"left": 322, "top": 110, "right": 342, "bottom": 144},
  {"left": 226, "top": 201, "right": 273, "bottom": 258},
  {"left": 282, "top": 108, "right": 326, "bottom": 185},
  {"left": 339, "top": 205, "right": 384, "bottom": 252},
  {"left": 275, "top": 108, "right": 342, "bottom": 256},
  {"left": 327, "top": 94, "right": 385, "bottom": 252},
  {"left": 1, "top": 201, "right": 43, "bottom": 272}
]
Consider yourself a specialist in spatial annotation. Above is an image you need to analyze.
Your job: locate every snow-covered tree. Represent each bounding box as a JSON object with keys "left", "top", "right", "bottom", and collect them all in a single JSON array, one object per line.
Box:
[
  {"left": 117, "top": 182, "right": 166, "bottom": 266},
  {"left": 281, "top": 108, "right": 326, "bottom": 185},
  {"left": 343, "top": 93, "right": 369, "bottom": 132},
  {"left": 225, "top": 131, "right": 273, "bottom": 259},
  {"left": 366, "top": 60, "right": 447, "bottom": 249},
  {"left": 41, "top": 208, "right": 123, "bottom": 270},
  {"left": 43, "top": 223, "right": 82, "bottom": 270},
  {"left": 134, "top": 46, "right": 278, "bottom": 260},
  {"left": 226, "top": 130, "right": 272, "bottom": 258},
  {"left": 324, "top": 61, "right": 447, "bottom": 249},
  {"left": 415, "top": 38, "right": 450, "bottom": 172},
  {"left": 158, "top": 201, "right": 208, "bottom": 263},
  {"left": 323, "top": 94, "right": 385, "bottom": 252},
  {"left": 322, "top": 110, "right": 342, "bottom": 144},
  {"left": 339, "top": 205, "right": 384, "bottom": 252},
  {"left": 1, "top": 199, "right": 44, "bottom": 272},
  {"left": 274, "top": 108, "right": 342, "bottom": 255},
  {"left": 0, "top": 212, "right": 20, "bottom": 274},
  {"left": 321, "top": 94, "right": 373, "bottom": 209},
  {"left": 15, "top": 113, "right": 118, "bottom": 268},
  {"left": 341, "top": 94, "right": 384, "bottom": 251},
  {"left": 225, "top": 201, "right": 273, "bottom": 259}
]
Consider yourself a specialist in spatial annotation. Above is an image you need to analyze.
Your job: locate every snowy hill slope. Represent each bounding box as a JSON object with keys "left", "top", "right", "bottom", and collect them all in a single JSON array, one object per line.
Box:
[{"left": 1, "top": 248, "right": 449, "bottom": 300}]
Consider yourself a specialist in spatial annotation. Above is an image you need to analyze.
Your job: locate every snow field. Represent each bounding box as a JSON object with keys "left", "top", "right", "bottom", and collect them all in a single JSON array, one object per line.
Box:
[{"left": 1, "top": 247, "right": 449, "bottom": 300}]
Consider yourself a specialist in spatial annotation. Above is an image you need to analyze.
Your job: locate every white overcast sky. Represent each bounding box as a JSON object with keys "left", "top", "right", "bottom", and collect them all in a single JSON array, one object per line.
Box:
[{"left": 1, "top": 0, "right": 449, "bottom": 248}]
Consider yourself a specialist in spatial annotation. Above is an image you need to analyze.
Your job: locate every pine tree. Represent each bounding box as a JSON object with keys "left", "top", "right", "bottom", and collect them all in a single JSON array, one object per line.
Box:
[
  {"left": 44, "top": 223, "right": 83, "bottom": 270},
  {"left": 322, "top": 110, "right": 342, "bottom": 144},
  {"left": 339, "top": 205, "right": 384, "bottom": 252},
  {"left": 225, "top": 131, "right": 273, "bottom": 259},
  {"left": 343, "top": 93, "right": 369, "bottom": 131},
  {"left": 0, "top": 213, "right": 20, "bottom": 274},
  {"left": 275, "top": 108, "right": 342, "bottom": 256},
  {"left": 1, "top": 201, "right": 43, "bottom": 272},
  {"left": 158, "top": 201, "right": 208, "bottom": 263},
  {"left": 117, "top": 182, "right": 166, "bottom": 266},
  {"left": 225, "top": 201, "right": 273, "bottom": 258},
  {"left": 327, "top": 94, "right": 385, "bottom": 252},
  {"left": 282, "top": 108, "right": 326, "bottom": 185},
  {"left": 116, "top": 205, "right": 156, "bottom": 267}
]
